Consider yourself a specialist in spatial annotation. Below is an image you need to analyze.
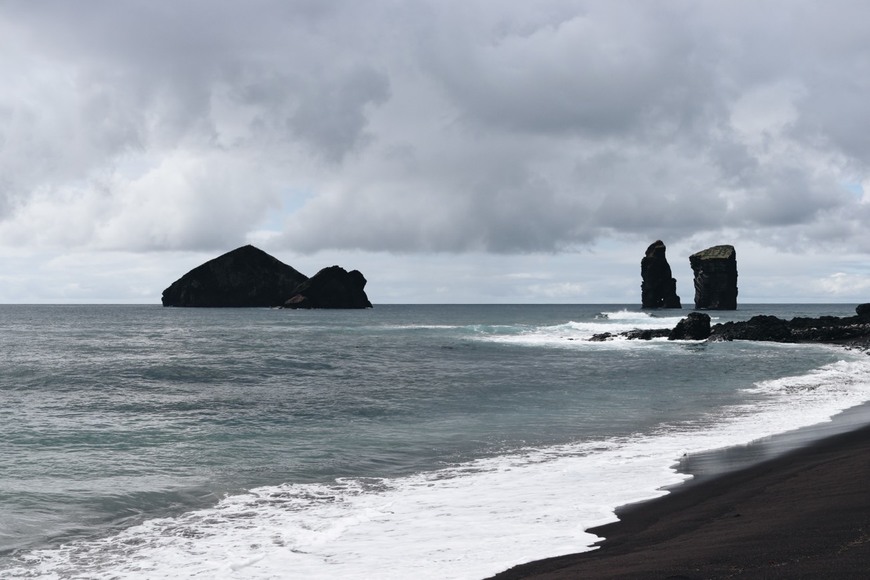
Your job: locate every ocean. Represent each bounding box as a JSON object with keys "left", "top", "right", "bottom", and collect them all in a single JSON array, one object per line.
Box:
[{"left": 2, "top": 303, "right": 869, "bottom": 579}]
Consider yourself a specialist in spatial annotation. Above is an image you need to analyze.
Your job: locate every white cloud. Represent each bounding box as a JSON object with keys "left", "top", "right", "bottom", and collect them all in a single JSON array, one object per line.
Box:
[{"left": 814, "top": 272, "right": 870, "bottom": 297}]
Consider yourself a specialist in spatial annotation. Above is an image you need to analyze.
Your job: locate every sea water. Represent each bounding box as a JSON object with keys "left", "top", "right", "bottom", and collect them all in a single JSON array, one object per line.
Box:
[{"left": 1, "top": 304, "right": 869, "bottom": 579}]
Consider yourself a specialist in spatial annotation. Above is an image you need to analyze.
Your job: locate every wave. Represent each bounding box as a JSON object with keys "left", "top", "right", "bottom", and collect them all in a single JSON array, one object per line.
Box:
[
  {"left": 7, "top": 357, "right": 870, "bottom": 580},
  {"left": 473, "top": 312, "right": 688, "bottom": 347}
]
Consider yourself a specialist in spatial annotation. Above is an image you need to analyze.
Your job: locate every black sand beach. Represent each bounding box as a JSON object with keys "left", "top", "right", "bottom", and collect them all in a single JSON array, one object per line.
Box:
[
  {"left": 492, "top": 414, "right": 870, "bottom": 579},
  {"left": 492, "top": 308, "right": 870, "bottom": 579}
]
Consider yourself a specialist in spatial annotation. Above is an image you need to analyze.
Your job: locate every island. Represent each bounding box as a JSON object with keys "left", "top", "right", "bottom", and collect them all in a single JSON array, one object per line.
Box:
[{"left": 161, "top": 245, "right": 372, "bottom": 308}]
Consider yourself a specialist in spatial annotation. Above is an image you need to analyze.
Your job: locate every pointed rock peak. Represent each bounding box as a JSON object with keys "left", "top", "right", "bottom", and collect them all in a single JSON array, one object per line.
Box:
[
  {"left": 641, "top": 240, "right": 681, "bottom": 309},
  {"left": 161, "top": 245, "right": 307, "bottom": 307},
  {"left": 645, "top": 240, "right": 667, "bottom": 258}
]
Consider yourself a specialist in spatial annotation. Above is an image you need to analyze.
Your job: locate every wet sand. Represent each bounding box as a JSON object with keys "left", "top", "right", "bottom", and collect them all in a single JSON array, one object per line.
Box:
[{"left": 491, "top": 413, "right": 870, "bottom": 579}]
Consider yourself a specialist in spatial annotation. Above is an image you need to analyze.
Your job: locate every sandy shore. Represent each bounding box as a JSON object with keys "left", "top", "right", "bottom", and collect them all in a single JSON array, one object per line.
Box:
[{"left": 491, "top": 415, "right": 870, "bottom": 579}]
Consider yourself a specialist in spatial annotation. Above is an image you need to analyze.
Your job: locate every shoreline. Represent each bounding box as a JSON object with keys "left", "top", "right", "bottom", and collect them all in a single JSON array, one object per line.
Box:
[
  {"left": 676, "top": 398, "right": 870, "bottom": 487},
  {"left": 491, "top": 401, "right": 870, "bottom": 579}
]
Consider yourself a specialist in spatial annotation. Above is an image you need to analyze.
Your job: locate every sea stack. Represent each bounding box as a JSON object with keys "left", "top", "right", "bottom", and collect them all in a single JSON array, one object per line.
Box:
[
  {"left": 689, "top": 245, "right": 738, "bottom": 310},
  {"left": 161, "top": 245, "right": 308, "bottom": 307},
  {"left": 640, "top": 240, "right": 682, "bottom": 308}
]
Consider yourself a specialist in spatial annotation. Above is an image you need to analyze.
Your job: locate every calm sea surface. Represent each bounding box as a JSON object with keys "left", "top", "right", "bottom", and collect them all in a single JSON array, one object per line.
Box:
[{"left": 1, "top": 304, "right": 869, "bottom": 578}]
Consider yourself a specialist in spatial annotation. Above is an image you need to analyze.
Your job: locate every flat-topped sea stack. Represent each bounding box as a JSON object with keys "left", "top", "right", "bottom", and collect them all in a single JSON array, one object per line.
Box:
[
  {"left": 690, "top": 245, "right": 738, "bottom": 310},
  {"left": 640, "top": 240, "right": 681, "bottom": 308},
  {"left": 162, "top": 245, "right": 308, "bottom": 307},
  {"left": 284, "top": 266, "right": 372, "bottom": 309}
]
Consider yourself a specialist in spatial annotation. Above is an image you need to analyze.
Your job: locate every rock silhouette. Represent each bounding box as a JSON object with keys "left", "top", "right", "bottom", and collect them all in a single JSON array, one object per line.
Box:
[
  {"left": 641, "top": 240, "right": 682, "bottom": 309},
  {"left": 690, "top": 245, "right": 738, "bottom": 310},
  {"left": 284, "top": 266, "right": 372, "bottom": 309},
  {"left": 161, "top": 246, "right": 372, "bottom": 308},
  {"left": 161, "top": 245, "right": 307, "bottom": 307}
]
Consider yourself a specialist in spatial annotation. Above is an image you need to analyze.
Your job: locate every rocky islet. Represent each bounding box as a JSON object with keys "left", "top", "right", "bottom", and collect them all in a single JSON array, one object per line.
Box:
[{"left": 161, "top": 245, "right": 372, "bottom": 308}]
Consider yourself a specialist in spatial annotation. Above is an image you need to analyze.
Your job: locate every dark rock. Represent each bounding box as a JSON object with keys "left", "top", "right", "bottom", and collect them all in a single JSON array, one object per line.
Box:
[
  {"left": 690, "top": 245, "right": 738, "bottom": 310},
  {"left": 709, "top": 312, "right": 870, "bottom": 349},
  {"left": 624, "top": 328, "right": 671, "bottom": 340},
  {"left": 668, "top": 312, "right": 711, "bottom": 340},
  {"left": 857, "top": 303, "right": 870, "bottom": 320},
  {"left": 710, "top": 315, "right": 793, "bottom": 342},
  {"left": 589, "top": 328, "right": 671, "bottom": 341},
  {"left": 284, "top": 266, "right": 372, "bottom": 309},
  {"left": 162, "top": 245, "right": 308, "bottom": 307},
  {"left": 641, "top": 240, "right": 682, "bottom": 309},
  {"left": 595, "top": 309, "right": 870, "bottom": 350},
  {"left": 787, "top": 314, "right": 869, "bottom": 344}
]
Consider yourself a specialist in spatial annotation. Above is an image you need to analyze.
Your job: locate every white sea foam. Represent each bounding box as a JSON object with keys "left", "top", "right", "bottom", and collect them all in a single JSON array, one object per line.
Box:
[
  {"left": 473, "top": 310, "right": 687, "bottom": 347},
  {"left": 8, "top": 356, "right": 870, "bottom": 580}
]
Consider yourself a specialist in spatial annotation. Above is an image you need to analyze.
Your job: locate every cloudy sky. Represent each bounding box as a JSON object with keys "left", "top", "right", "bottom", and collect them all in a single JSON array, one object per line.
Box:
[{"left": 1, "top": 0, "right": 869, "bottom": 304}]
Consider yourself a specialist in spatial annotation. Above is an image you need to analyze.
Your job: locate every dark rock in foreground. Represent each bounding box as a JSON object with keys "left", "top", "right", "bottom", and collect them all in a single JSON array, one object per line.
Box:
[
  {"left": 162, "top": 245, "right": 307, "bottom": 307},
  {"left": 284, "top": 266, "right": 372, "bottom": 309},
  {"left": 641, "top": 240, "right": 682, "bottom": 309},
  {"left": 690, "top": 245, "right": 738, "bottom": 310},
  {"left": 668, "top": 312, "right": 711, "bottom": 340}
]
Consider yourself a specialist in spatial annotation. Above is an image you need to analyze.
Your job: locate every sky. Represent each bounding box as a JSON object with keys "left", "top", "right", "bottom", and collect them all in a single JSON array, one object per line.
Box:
[{"left": 1, "top": 0, "right": 869, "bottom": 304}]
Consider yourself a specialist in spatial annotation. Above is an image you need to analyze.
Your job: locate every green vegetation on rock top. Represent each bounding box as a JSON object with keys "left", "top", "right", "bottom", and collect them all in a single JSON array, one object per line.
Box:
[{"left": 691, "top": 245, "right": 735, "bottom": 260}]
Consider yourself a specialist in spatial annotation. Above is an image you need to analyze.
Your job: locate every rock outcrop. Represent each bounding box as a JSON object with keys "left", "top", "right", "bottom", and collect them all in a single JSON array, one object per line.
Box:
[
  {"left": 641, "top": 240, "right": 682, "bottom": 309},
  {"left": 709, "top": 306, "right": 870, "bottom": 347},
  {"left": 709, "top": 315, "right": 792, "bottom": 342},
  {"left": 162, "top": 245, "right": 308, "bottom": 307},
  {"left": 284, "top": 266, "right": 372, "bottom": 309},
  {"left": 592, "top": 305, "right": 870, "bottom": 350},
  {"left": 690, "top": 245, "right": 738, "bottom": 310},
  {"left": 668, "top": 312, "right": 712, "bottom": 340}
]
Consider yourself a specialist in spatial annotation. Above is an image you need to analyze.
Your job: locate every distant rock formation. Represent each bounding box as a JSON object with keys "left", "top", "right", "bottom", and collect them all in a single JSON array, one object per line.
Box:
[
  {"left": 162, "top": 245, "right": 308, "bottom": 307},
  {"left": 668, "top": 312, "right": 711, "bottom": 340},
  {"left": 690, "top": 245, "right": 738, "bottom": 310},
  {"left": 284, "top": 266, "right": 373, "bottom": 309},
  {"left": 641, "top": 240, "right": 682, "bottom": 309}
]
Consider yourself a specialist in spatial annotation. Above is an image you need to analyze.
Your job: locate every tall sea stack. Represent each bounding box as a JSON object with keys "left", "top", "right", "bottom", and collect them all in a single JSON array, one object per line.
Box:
[
  {"left": 690, "top": 245, "right": 738, "bottom": 310},
  {"left": 641, "top": 240, "right": 681, "bottom": 308}
]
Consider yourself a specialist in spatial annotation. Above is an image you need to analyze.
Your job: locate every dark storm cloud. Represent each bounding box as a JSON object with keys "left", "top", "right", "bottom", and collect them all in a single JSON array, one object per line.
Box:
[{"left": 1, "top": 0, "right": 869, "bottom": 258}]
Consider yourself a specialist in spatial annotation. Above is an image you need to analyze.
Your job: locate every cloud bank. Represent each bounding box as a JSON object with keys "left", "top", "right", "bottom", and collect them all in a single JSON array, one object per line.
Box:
[{"left": 1, "top": 1, "right": 869, "bottom": 301}]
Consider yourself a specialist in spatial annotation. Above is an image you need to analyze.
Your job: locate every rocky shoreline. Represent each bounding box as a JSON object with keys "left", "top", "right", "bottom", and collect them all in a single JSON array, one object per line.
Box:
[{"left": 592, "top": 304, "right": 870, "bottom": 351}]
